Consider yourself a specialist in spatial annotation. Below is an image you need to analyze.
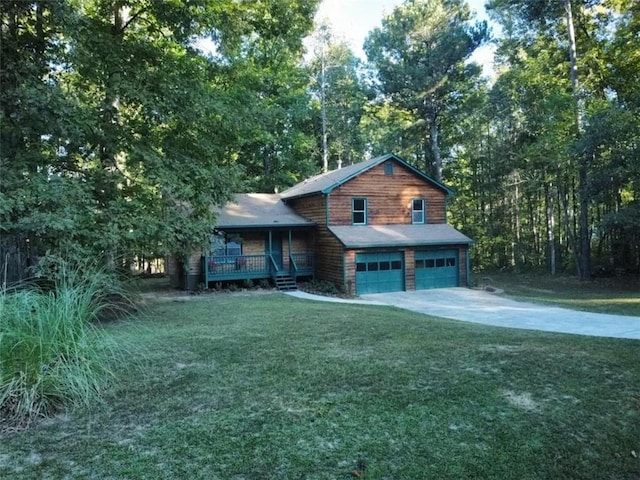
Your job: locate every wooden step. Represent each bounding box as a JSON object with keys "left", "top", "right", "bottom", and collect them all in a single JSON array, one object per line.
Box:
[{"left": 275, "top": 275, "right": 297, "bottom": 291}]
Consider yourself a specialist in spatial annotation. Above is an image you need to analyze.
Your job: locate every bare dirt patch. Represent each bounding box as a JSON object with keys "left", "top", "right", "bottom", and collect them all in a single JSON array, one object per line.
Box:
[{"left": 502, "top": 390, "right": 539, "bottom": 412}]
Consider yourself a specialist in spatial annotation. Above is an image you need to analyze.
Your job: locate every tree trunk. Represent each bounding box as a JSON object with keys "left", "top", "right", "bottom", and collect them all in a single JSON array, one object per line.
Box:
[
  {"left": 320, "top": 48, "right": 329, "bottom": 173},
  {"left": 428, "top": 119, "right": 442, "bottom": 182},
  {"left": 565, "top": 0, "right": 590, "bottom": 281},
  {"left": 545, "top": 181, "right": 556, "bottom": 275}
]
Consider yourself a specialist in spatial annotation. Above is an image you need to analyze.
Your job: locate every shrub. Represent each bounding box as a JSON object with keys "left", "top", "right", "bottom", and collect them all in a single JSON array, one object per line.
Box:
[
  {"left": 0, "top": 261, "right": 130, "bottom": 428},
  {"left": 307, "top": 279, "right": 339, "bottom": 295}
]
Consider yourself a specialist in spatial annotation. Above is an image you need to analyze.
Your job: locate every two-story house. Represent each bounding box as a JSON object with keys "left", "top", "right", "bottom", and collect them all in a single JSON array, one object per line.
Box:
[{"left": 167, "top": 153, "right": 473, "bottom": 294}]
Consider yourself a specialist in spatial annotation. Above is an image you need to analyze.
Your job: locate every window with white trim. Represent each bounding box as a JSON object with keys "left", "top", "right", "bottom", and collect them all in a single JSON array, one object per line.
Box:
[
  {"left": 412, "top": 198, "right": 425, "bottom": 224},
  {"left": 352, "top": 198, "right": 367, "bottom": 225}
]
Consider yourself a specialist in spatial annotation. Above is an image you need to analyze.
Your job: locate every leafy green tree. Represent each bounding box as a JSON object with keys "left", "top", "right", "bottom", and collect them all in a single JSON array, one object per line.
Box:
[
  {"left": 480, "top": 0, "right": 640, "bottom": 276},
  {"left": 364, "top": 0, "right": 488, "bottom": 182},
  {"left": 229, "top": 0, "right": 320, "bottom": 193},
  {"left": 1, "top": 0, "right": 320, "bottom": 269},
  {"left": 308, "top": 24, "right": 370, "bottom": 171}
]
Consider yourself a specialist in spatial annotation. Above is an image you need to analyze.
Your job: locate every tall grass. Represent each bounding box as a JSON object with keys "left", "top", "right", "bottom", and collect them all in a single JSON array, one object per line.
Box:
[{"left": 0, "top": 261, "right": 132, "bottom": 428}]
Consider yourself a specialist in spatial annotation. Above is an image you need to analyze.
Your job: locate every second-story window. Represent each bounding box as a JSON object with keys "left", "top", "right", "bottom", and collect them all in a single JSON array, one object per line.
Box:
[
  {"left": 412, "top": 198, "right": 425, "bottom": 224},
  {"left": 352, "top": 197, "right": 367, "bottom": 225}
]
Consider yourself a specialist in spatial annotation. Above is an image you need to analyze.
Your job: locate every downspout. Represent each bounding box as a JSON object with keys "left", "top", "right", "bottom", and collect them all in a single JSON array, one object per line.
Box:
[{"left": 324, "top": 193, "right": 330, "bottom": 225}]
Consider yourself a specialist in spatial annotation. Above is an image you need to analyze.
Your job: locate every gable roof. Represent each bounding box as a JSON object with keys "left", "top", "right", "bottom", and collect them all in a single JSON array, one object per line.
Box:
[
  {"left": 280, "top": 153, "right": 454, "bottom": 200},
  {"left": 328, "top": 224, "right": 473, "bottom": 249},
  {"left": 214, "top": 194, "right": 315, "bottom": 229}
]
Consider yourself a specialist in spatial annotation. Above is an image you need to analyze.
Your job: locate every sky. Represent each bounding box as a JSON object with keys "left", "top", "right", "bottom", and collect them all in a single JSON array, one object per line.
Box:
[{"left": 312, "top": 0, "right": 497, "bottom": 77}]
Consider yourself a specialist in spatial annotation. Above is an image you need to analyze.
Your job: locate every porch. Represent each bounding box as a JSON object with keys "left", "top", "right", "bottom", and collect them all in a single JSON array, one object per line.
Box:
[{"left": 202, "top": 252, "right": 314, "bottom": 284}]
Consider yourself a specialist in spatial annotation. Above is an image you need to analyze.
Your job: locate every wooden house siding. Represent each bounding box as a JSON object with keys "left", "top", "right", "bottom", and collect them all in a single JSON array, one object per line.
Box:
[
  {"left": 344, "top": 250, "right": 356, "bottom": 294},
  {"left": 404, "top": 249, "right": 415, "bottom": 290},
  {"left": 327, "top": 162, "right": 447, "bottom": 225},
  {"left": 285, "top": 195, "right": 326, "bottom": 225},
  {"left": 286, "top": 194, "right": 344, "bottom": 285},
  {"left": 238, "top": 232, "right": 266, "bottom": 256},
  {"left": 289, "top": 235, "right": 313, "bottom": 255},
  {"left": 315, "top": 227, "right": 345, "bottom": 286}
]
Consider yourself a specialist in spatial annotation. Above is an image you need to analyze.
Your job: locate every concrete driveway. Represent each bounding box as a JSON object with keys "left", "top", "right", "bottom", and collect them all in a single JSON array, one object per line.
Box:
[{"left": 358, "top": 288, "right": 640, "bottom": 340}]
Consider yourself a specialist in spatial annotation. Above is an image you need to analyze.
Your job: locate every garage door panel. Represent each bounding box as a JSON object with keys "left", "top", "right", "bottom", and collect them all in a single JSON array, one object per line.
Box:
[
  {"left": 356, "top": 252, "right": 404, "bottom": 294},
  {"left": 415, "top": 250, "right": 458, "bottom": 289}
]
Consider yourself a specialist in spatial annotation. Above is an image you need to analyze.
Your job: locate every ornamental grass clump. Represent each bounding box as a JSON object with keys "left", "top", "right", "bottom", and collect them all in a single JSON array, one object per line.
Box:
[{"left": 0, "top": 262, "right": 130, "bottom": 428}]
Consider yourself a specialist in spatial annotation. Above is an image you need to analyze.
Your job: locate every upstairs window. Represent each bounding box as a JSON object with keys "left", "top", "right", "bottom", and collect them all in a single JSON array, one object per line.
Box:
[
  {"left": 384, "top": 161, "right": 394, "bottom": 175},
  {"left": 412, "top": 198, "right": 425, "bottom": 224},
  {"left": 352, "top": 198, "right": 367, "bottom": 225}
]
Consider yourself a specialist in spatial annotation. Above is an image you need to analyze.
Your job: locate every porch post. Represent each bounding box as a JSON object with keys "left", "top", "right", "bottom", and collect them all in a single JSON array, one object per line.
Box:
[{"left": 288, "top": 229, "right": 293, "bottom": 276}]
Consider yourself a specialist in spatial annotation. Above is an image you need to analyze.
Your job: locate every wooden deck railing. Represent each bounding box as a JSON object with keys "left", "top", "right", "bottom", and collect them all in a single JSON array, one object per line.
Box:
[
  {"left": 203, "top": 253, "right": 314, "bottom": 283},
  {"left": 203, "top": 254, "right": 269, "bottom": 282},
  {"left": 290, "top": 252, "right": 314, "bottom": 279}
]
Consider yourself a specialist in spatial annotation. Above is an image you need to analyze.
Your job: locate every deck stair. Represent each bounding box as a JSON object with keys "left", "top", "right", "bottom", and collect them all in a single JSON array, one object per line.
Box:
[{"left": 275, "top": 274, "right": 297, "bottom": 291}]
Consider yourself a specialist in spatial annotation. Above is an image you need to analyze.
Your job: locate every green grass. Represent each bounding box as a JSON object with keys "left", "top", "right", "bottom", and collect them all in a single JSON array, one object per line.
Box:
[
  {"left": 0, "top": 262, "right": 133, "bottom": 427},
  {"left": 1, "top": 292, "right": 639, "bottom": 478},
  {"left": 478, "top": 271, "right": 640, "bottom": 316}
]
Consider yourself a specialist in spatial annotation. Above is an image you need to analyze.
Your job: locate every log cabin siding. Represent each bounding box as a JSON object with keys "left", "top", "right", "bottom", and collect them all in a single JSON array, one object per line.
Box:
[
  {"left": 285, "top": 195, "right": 326, "bottom": 225},
  {"left": 404, "top": 249, "right": 415, "bottom": 290},
  {"left": 315, "top": 229, "right": 345, "bottom": 286},
  {"left": 289, "top": 234, "right": 313, "bottom": 254},
  {"left": 344, "top": 250, "right": 356, "bottom": 294},
  {"left": 327, "top": 163, "right": 447, "bottom": 225},
  {"left": 286, "top": 194, "right": 344, "bottom": 285},
  {"left": 238, "top": 232, "right": 266, "bottom": 256}
]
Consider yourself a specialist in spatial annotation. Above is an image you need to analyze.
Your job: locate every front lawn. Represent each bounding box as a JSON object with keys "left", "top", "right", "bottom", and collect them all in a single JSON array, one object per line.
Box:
[
  {"left": 479, "top": 271, "right": 640, "bottom": 316},
  {"left": 1, "top": 293, "right": 639, "bottom": 479}
]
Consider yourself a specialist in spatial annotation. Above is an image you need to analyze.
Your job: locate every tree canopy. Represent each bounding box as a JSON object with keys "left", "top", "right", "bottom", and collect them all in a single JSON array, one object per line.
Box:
[{"left": 2, "top": 0, "right": 638, "bottom": 278}]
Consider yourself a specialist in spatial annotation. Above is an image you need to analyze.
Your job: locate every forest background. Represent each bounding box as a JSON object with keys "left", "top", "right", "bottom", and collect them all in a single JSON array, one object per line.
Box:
[{"left": 1, "top": 0, "right": 639, "bottom": 281}]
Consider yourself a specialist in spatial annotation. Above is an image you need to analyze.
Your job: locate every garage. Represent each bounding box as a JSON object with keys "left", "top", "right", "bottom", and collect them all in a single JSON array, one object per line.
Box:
[
  {"left": 355, "top": 252, "right": 404, "bottom": 294},
  {"left": 415, "top": 249, "right": 459, "bottom": 289}
]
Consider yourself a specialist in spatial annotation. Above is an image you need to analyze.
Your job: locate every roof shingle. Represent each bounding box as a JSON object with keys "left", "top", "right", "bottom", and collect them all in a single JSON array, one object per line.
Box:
[
  {"left": 214, "top": 194, "right": 314, "bottom": 229},
  {"left": 328, "top": 224, "right": 473, "bottom": 248}
]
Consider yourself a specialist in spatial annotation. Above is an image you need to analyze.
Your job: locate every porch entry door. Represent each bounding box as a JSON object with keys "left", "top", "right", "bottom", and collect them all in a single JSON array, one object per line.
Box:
[{"left": 266, "top": 232, "right": 284, "bottom": 270}]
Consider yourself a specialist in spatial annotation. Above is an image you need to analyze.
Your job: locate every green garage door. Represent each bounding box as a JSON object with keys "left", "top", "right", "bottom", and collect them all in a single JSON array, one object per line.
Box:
[
  {"left": 415, "top": 250, "right": 459, "bottom": 289},
  {"left": 356, "top": 252, "right": 404, "bottom": 294}
]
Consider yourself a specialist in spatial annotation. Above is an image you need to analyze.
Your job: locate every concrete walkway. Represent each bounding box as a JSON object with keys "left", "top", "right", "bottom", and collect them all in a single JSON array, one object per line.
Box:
[{"left": 286, "top": 288, "right": 640, "bottom": 340}]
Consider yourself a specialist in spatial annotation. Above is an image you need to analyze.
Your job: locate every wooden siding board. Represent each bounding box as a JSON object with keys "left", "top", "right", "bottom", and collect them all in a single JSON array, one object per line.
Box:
[
  {"left": 327, "top": 163, "right": 447, "bottom": 226},
  {"left": 287, "top": 195, "right": 344, "bottom": 286},
  {"left": 314, "top": 226, "right": 344, "bottom": 286},
  {"left": 405, "top": 249, "right": 415, "bottom": 290},
  {"left": 286, "top": 195, "right": 326, "bottom": 225}
]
